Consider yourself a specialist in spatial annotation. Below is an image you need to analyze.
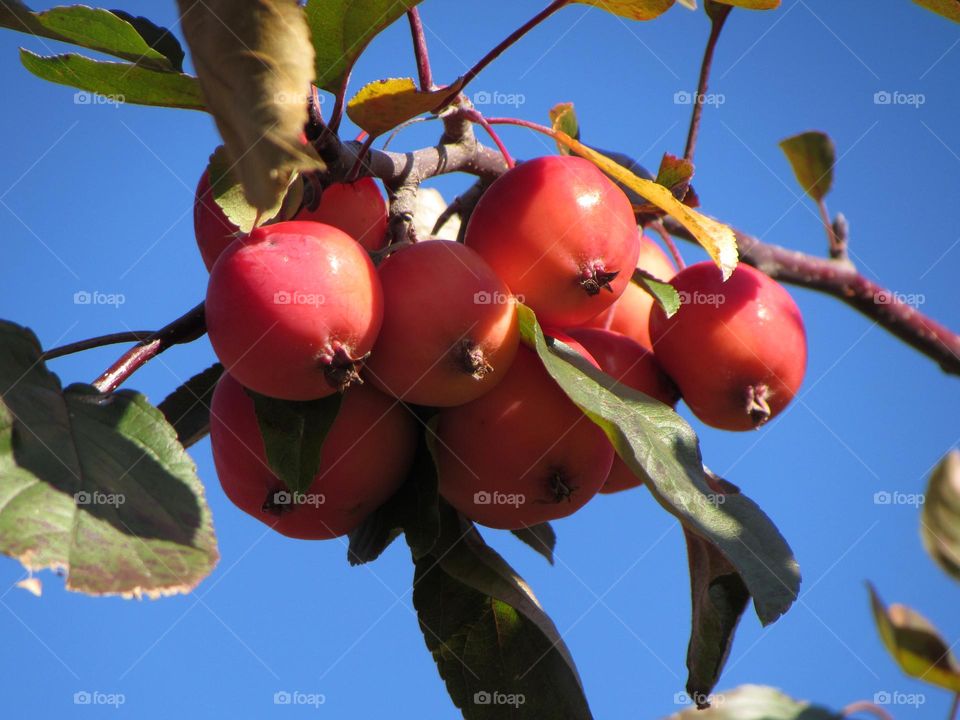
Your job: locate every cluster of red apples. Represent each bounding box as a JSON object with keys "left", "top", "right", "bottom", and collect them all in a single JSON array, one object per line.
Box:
[{"left": 196, "top": 154, "right": 807, "bottom": 538}]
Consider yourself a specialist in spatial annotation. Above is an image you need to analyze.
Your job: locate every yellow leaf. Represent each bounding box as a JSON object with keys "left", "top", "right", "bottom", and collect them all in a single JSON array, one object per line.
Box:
[
  {"left": 575, "top": 0, "right": 676, "bottom": 20},
  {"left": 347, "top": 77, "right": 460, "bottom": 137},
  {"left": 554, "top": 132, "right": 738, "bottom": 278},
  {"left": 914, "top": 0, "right": 960, "bottom": 23},
  {"left": 548, "top": 102, "right": 579, "bottom": 155}
]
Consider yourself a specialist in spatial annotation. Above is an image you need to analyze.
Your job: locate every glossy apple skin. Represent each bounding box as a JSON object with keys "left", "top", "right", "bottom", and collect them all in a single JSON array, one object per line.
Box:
[
  {"left": 435, "top": 346, "right": 613, "bottom": 529},
  {"left": 206, "top": 221, "right": 383, "bottom": 400},
  {"left": 194, "top": 169, "right": 241, "bottom": 271},
  {"left": 364, "top": 240, "right": 520, "bottom": 407},
  {"left": 649, "top": 261, "right": 807, "bottom": 431},
  {"left": 464, "top": 156, "right": 641, "bottom": 327},
  {"left": 209, "top": 373, "right": 417, "bottom": 539},
  {"left": 567, "top": 327, "right": 680, "bottom": 493},
  {"left": 296, "top": 178, "right": 388, "bottom": 252},
  {"left": 581, "top": 235, "right": 677, "bottom": 350}
]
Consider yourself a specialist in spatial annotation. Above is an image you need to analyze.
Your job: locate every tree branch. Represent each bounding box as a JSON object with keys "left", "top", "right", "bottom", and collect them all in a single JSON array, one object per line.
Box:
[
  {"left": 92, "top": 303, "right": 206, "bottom": 393},
  {"left": 662, "top": 217, "right": 960, "bottom": 376}
]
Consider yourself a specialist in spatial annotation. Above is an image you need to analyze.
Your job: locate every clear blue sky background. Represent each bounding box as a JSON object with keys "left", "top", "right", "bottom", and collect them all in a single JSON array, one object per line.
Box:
[{"left": 2, "top": 2, "right": 959, "bottom": 718}]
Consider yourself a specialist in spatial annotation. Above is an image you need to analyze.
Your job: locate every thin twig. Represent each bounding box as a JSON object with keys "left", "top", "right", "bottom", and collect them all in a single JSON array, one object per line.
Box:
[
  {"left": 438, "top": 0, "right": 570, "bottom": 110},
  {"left": 92, "top": 303, "right": 206, "bottom": 393},
  {"left": 462, "top": 109, "right": 516, "bottom": 168},
  {"left": 408, "top": 8, "right": 434, "bottom": 91},
  {"left": 949, "top": 692, "right": 960, "bottom": 720},
  {"left": 42, "top": 332, "right": 155, "bottom": 361},
  {"left": 840, "top": 700, "right": 893, "bottom": 719},
  {"left": 684, "top": 4, "right": 732, "bottom": 162}
]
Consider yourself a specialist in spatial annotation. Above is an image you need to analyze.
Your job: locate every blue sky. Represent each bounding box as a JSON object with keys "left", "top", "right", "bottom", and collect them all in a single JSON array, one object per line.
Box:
[{"left": 2, "top": 1, "right": 959, "bottom": 718}]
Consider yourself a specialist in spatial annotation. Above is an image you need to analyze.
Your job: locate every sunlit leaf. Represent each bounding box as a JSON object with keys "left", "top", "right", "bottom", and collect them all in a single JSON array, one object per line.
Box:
[
  {"left": 305, "top": 0, "right": 422, "bottom": 94},
  {"left": 709, "top": 0, "right": 780, "bottom": 8},
  {"left": 868, "top": 583, "right": 960, "bottom": 692},
  {"left": 0, "top": 1, "right": 177, "bottom": 70},
  {"left": 347, "top": 76, "right": 463, "bottom": 137},
  {"left": 548, "top": 102, "right": 579, "bottom": 154},
  {"left": 575, "top": 0, "right": 676, "bottom": 21},
  {"left": 921, "top": 450, "right": 960, "bottom": 581},
  {"left": 19, "top": 50, "right": 203, "bottom": 109},
  {"left": 634, "top": 269, "right": 681, "bottom": 318},
  {"left": 0, "top": 321, "right": 218, "bottom": 598},
  {"left": 176, "top": 0, "right": 322, "bottom": 212},
  {"left": 779, "top": 131, "right": 835, "bottom": 202},
  {"left": 206, "top": 146, "right": 301, "bottom": 233}
]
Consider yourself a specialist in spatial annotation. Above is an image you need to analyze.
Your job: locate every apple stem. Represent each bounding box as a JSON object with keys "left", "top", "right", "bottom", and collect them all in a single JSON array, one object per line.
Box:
[
  {"left": 407, "top": 8, "right": 434, "bottom": 91},
  {"left": 42, "top": 331, "right": 156, "bottom": 361},
  {"left": 462, "top": 109, "right": 516, "bottom": 168},
  {"left": 650, "top": 220, "right": 687, "bottom": 271},
  {"left": 684, "top": 4, "right": 732, "bottom": 163},
  {"left": 92, "top": 303, "right": 206, "bottom": 393}
]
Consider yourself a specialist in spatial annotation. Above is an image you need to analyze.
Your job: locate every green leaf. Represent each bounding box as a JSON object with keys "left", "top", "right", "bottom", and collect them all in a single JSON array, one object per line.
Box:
[
  {"left": 246, "top": 390, "right": 342, "bottom": 495},
  {"left": 510, "top": 523, "right": 556, "bottom": 565},
  {"left": 177, "top": 0, "right": 322, "bottom": 212},
  {"left": 0, "top": 321, "right": 218, "bottom": 598},
  {"left": 19, "top": 50, "right": 204, "bottom": 109},
  {"left": 869, "top": 583, "right": 960, "bottom": 692},
  {"left": 0, "top": 1, "right": 177, "bottom": 70},
  {"left": 347, "top": 424, "right": 440, "bottom": 566},
  {"left": 634, "top": 269, "right": 681, "bottom": 317},
  {"left": 683, "top": 528, "right": 750, "bottom": 706},
  {"left": 305, "top": 0, "right": 422, "bottom": 94},
  {"left": 346, "top": 76, "right": 463, "bottom": 137},
  {"left": 665, "top": 685, "right": 841, "bottom": 719},
  {"left": 206, "top": 146, "right": 302, "bottom": 233},
  {"left": 548, "top": 102, "right": 580, "bottom": 154},
  {"left": 779, "top": 131, "right": 835, "bottom": 202},
  {"left": 574, "top": 0, "right": 676, "bottom": 21},
  {"left": 517, "top": 304, "right": 799, "bottom": 625},
  {"left": 921, "top": 450, "right": 960, "bottom": 581},
  {"left": 914, "top": 0, "right": 960, "bottom": 22},
  {"left": 156, "top": 364, "right": 223, "bottom": 449},
  {"left": 109, "top": 10, "right": 185, "bottom": 72},
  {"left": 412, "top": 502, "right": 592, "bottom": 719}
]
